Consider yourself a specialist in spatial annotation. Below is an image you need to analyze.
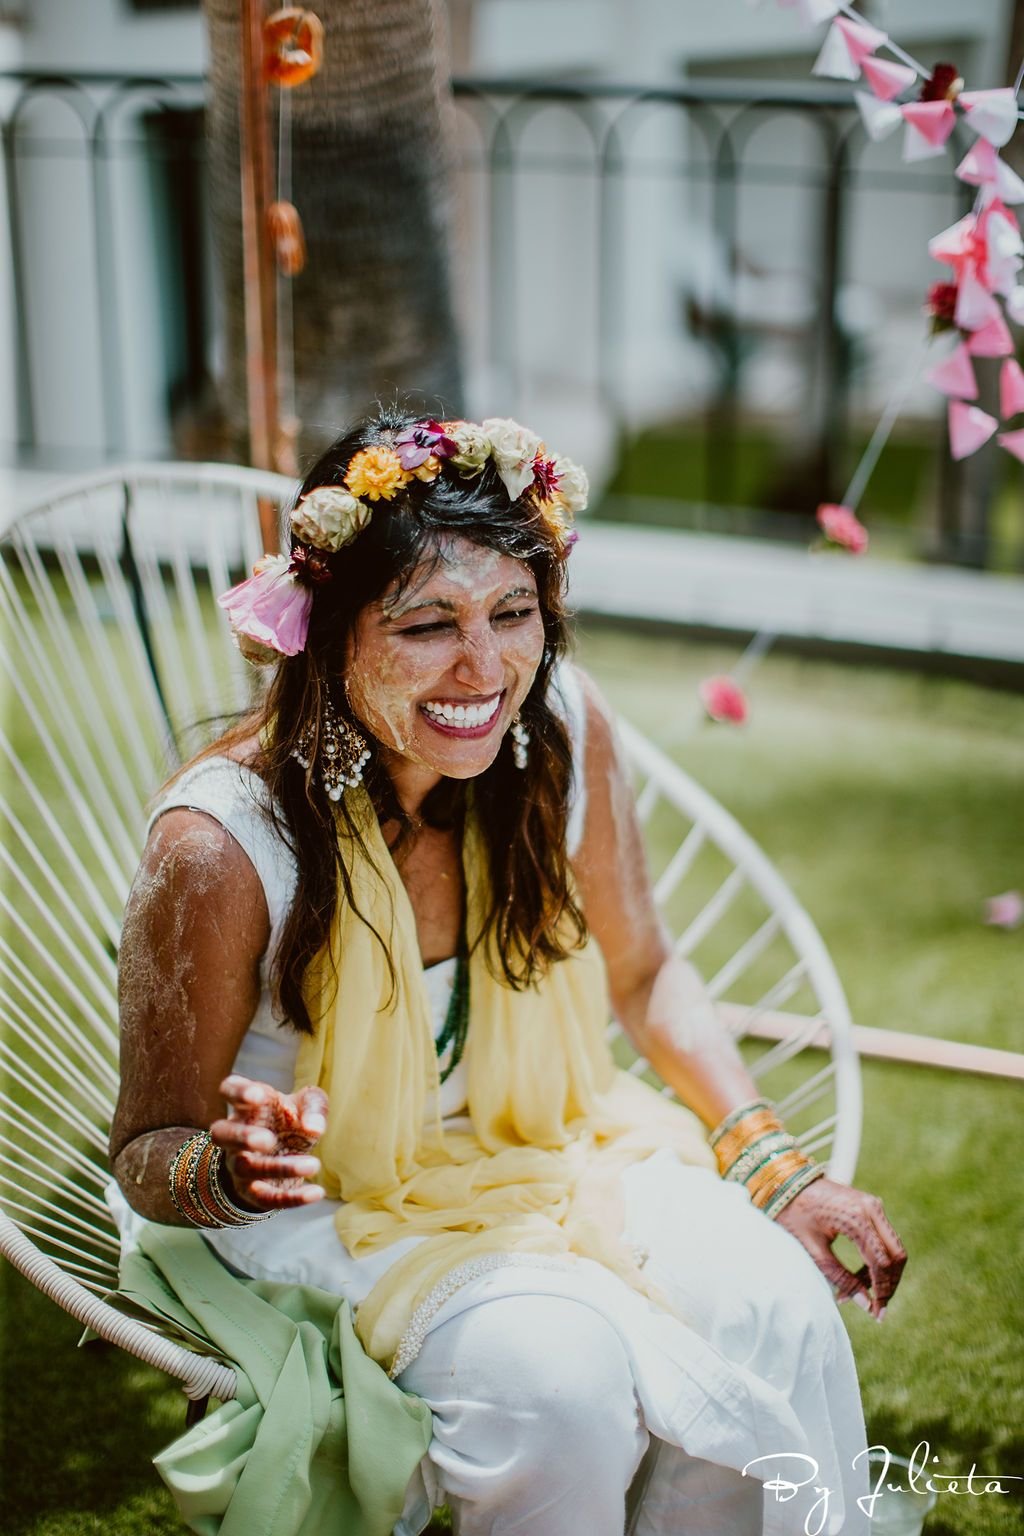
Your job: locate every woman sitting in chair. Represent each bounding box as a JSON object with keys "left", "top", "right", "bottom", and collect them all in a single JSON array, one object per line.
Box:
[{"left": 110, "top": 406, "right": 906, "bottom": 1536}]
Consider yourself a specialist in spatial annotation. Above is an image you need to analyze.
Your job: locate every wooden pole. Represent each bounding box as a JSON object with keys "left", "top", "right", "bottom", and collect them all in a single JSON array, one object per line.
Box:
[
  {"left": 239, "top": 0, "right": 281, "bottom": 552},
  {"left": 720, "top": 1004, "right": 1024, "bottom": 1083}
]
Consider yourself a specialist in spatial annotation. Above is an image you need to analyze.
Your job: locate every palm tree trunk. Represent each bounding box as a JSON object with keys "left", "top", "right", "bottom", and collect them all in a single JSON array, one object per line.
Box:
[{"left": 203, "top": 0, "right": 465, "bottom": 465}]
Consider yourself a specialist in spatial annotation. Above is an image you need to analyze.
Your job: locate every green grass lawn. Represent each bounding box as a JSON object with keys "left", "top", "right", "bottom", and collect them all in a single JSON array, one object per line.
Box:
[
  {"left": 599, "top": 418, "right": 1024, "bottom": 573},
  {"left": 3, "top": 627, "right": 1023, "bottom": 1535}
]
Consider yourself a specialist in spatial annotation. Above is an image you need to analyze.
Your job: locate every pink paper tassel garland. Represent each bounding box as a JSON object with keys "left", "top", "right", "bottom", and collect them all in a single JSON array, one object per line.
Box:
[{"left": 948, "top": 401, "right": 998, "bottom": 460}]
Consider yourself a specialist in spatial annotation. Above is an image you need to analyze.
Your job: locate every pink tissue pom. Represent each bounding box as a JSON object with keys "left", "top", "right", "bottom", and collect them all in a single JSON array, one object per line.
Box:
[
  {"left": 217, "top": 553, "right": 313, "bottom": 658},
  {"left": 698, "top": 675, "right": 748, "bottom": 725},
  {"left": 984, "top": 891, "right": 1024, "bottom": 929},
  {"left": 816, "top": 503, "right": 869, "bottom": 554}
]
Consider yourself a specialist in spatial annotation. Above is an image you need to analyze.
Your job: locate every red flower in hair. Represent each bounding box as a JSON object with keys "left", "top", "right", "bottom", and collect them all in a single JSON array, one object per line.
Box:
[
  {"left": 530, "top": 454, "right": 562, "bottom": 503},
  {"left": 288, "top": 545, "right": 333, "bottom": 586}
]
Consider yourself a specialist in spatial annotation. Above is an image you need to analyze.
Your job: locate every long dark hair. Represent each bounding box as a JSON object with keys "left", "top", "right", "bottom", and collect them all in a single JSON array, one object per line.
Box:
[{"left": 206, "top": 404, "right": 587, "bottom": 1033}]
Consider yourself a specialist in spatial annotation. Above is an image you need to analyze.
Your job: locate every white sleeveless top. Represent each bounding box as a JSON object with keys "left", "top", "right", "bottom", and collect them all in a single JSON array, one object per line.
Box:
[{"left": 147, "top": 662, "right": 589, "bottom": 1122}]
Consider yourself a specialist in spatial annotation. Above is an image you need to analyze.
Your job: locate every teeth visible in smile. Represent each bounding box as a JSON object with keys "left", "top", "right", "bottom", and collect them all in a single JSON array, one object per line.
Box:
[{"left": 422, "top": 694, "right": 502, "bottom": 728}]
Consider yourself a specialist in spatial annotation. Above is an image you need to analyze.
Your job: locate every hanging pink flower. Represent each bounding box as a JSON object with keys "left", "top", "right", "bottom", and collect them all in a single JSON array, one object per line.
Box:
[
  {"left": 217, "top": 553, "right": 314, "bottom": 658},
  {"left": 698, "top": 675, "right": 748, "bottom": 725},
  {"left": 983, "top": 891, "right": 1024, "bottom": 929},
  {"left": 816, "top": 503, "right": 869, "bottom": 554}
]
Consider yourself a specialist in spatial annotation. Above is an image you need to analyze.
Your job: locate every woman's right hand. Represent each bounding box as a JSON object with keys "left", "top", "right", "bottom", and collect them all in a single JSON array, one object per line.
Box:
[{"left": 210, "top": 1075, "right": 330, "bottom": 1211}]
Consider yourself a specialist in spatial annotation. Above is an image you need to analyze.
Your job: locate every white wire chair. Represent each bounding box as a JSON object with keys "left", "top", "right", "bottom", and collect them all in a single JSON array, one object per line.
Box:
[{"left": 0, "top": 461, "right": 862, "bottom": 1414}]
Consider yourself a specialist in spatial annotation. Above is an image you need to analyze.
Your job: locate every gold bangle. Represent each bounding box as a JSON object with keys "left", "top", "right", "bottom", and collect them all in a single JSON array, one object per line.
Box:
[
  {"left": 721, "top": 1131, "right": 797, "bottom": 1183},
  {"left": 744, "top": 1146, "right": 809, "bottom": 1189},
  {"left": 746, "top": 1152, "right": 815, "bottom": 1206},
  {"left": 204, "top": 1143, "right": 273, "bottom": 1226},
  {"left": 712, "top": 1106, "right": 781, "bottom": 1151},
  {"left": 708, "top": 1097, "right": 776, "bottom": 1146},
  {"left": 169, "top": 1133, "right": 219, "bottom": 1228},
  {"left": 713, "top": 1111, "right": 788, "bottom": 1174},
  {"left": 168, "top": 1132, "right": 273, "bottom": 1229}
]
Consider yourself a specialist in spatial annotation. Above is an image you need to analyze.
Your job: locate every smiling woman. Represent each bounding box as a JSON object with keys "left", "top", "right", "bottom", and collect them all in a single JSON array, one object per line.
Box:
[
  {"left": 107, "top": 405, "right": 906, "bottom": 1536},
  {"left": 349, "top": 542, "right": 544, "bottom": 788}
]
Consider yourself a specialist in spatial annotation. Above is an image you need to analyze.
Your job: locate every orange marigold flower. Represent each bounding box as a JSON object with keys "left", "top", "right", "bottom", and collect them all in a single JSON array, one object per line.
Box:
[{"left": 344, "top": 446, "right": 411, "bottom": 502}]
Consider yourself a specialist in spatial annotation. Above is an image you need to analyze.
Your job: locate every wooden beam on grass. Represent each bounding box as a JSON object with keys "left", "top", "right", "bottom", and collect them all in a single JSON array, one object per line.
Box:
[{"left": 721, "top": 1005, "right": 1024, "bottom": 1083}]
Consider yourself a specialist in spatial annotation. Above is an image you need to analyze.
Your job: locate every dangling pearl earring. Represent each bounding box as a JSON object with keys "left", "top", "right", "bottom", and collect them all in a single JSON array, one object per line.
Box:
[
  {"left": 509, "top": 712, "right": 530, "bottom": 770},
  {"left": 292, "top": 689, "right": 371, "bottom": 800}
]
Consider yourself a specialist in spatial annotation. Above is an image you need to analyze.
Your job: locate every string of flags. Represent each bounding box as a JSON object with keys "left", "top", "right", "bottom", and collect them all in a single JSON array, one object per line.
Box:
[
  {"left": 695, "top": 2, "right": 1022, "bottom": 728},
  {"left": 801, "top": 0, "right": 1024, "bottom": 465}
]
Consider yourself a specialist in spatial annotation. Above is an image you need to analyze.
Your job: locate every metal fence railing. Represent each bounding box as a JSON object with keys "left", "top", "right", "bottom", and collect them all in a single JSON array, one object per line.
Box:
[{"left": 0, "top": 69, "right": 994, "bottom": 560}]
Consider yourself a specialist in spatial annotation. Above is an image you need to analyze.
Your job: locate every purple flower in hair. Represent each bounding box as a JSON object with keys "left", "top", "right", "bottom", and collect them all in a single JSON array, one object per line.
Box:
[{"left": 394, "top": 419, "right": 460, "bottom": 470}]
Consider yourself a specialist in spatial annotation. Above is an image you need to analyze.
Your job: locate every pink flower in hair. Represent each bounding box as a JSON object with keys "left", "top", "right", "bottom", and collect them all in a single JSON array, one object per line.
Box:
[
  {"left": 394, "top": 419, "right": 460, "bottom": 470},
  {"left": 698, "top": 675, "right": 748, "bottom": 725},
  {"left": 217, "top": 553, "right": 313, "bottom": 658},
  {"left": 816, "top": 503, "right": 869, "bottom": 555}
]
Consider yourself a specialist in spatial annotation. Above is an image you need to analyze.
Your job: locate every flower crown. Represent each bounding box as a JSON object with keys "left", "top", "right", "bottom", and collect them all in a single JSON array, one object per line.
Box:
[{"left": 217, "top": 416, "right": 588, "bottom": 663}]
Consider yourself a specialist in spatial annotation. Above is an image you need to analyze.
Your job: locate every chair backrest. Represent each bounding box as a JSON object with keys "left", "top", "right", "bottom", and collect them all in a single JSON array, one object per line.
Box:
[{"left": 0, "top": 462, "right": 860, "bottom": 1399}]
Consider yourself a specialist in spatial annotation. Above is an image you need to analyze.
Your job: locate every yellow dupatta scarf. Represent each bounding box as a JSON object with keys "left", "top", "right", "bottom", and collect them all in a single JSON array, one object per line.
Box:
[{"left": 294, "top": 789, "right": 717, "bottom": 1372}]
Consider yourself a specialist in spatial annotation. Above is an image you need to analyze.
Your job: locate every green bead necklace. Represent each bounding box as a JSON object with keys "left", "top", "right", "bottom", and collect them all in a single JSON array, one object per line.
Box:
[{"left": 434, "top": 935, "right": 470, "bottom": 1084}]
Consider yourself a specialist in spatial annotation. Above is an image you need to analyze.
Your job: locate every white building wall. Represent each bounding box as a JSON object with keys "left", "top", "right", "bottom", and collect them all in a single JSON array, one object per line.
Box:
[
  {"left": 19, "top": 0, "right": 204, "bottom": 75},
  {"left": 1, "top": 1, "right": 205, "bottom": 468}
]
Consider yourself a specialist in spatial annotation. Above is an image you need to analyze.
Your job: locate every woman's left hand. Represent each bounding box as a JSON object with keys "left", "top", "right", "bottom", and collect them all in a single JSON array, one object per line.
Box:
[{"left": 773, "top": 1177, "right": 908, "bottom": 1319}]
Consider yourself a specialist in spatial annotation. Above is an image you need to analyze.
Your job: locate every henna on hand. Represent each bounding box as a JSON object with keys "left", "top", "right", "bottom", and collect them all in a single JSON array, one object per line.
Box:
[
  {"left": 773, "top": 1177, "right": 908, "bottom": 1321},
  {"left": 210, "top": 1075, "right": 330, "bottom": 1212}
]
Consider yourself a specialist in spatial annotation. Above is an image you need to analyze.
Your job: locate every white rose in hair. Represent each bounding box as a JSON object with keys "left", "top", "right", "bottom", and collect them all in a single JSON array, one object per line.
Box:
[
  {"left": 290, "top": 486, "right": 371, "bottom": 551},
  {"left": 551, "top": 455, "right": 589, "bottom": 514},
  {"left": 448, "top": 422, "right": 492, "bottom": 477},
  {"left": 481, "top": 417, "right": 543, "bottom": 500}
]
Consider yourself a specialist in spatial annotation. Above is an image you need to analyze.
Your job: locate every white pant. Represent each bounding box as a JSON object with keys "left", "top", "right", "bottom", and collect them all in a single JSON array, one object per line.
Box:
[
  {"left": 398, "top": 1292, "right": 765, "bottom": 1536},
  {"left": 395, "top": 1156, "right": 870, "bottom": 1536}
]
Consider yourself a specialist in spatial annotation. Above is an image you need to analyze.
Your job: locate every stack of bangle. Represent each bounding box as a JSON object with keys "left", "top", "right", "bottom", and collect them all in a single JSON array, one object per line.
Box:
[
  {"left": 168, "top": 1131, "right": 275, "bottom": 1229},
  {"left": 709, "top": 1097, "right": 826, "bottom": 1220}
]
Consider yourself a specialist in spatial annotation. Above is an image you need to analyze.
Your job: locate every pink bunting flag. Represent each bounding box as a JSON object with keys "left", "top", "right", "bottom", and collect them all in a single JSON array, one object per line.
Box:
[
  {"left": 948, "top": 401, "right": 998, "bottom": 460},
  {"left": 901, "top": 100, "right": 957, "bottom": 160},
  {"left": 834, "top": 14, "right": 887, "bottom": 66},
  {"left": 955, "top": 269, "right": 1002, "bottom": 332},
  {"left": 1007, "top": 286, "right": 1024, "bottom": 325},
  {"left": 958, "top": 88, "right": 1019, "bottom": 149},
  {"left": 1000, "top": 358, "right": 1024, "bottom": 418},
  {"left": 860, "top": 56, "right": 918, "bottom": 101},
  {"left": 956, "top": 140, "right": 1024, "bottom": 205},
  {"left": 925, "top": 343, "right": 978, "bottom": 400},
  {"left": 980, "top": 206, "right": 1024, "bottom": 296},
  {"left": 966, "top": 310, "right": 1013, "bottom": 357},
  {"left": 928, "top": 213, "right": 975, "bottom": 268},
  {"left": 813, "top": 14, "right": 885, "bottom": 79},
  {"left": 812, "top": 23, "right": 860, "bottom": 80},
  {"left": 855, "top": 91, "right": 903, "bottom": 141},
  {"left": 998, "top": 429, "right": 1024, "bottom": 463}
]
